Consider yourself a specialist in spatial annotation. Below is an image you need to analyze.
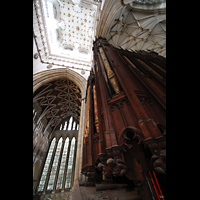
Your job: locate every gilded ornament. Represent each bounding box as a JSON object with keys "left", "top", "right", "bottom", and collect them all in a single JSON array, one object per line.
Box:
[
  {"left": 99, "top": 47, "right": 120, "bottom": 94},
  {"left": 34, "top": 53, "right": 39, "bottom": 59}
]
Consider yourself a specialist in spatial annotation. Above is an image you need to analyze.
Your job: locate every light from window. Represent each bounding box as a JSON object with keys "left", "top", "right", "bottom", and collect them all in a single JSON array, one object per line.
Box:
[
  {"left": 47, "top": 1, "right": 54, "bottom": 18},
  {"left": 47, "top": 137, "right": 63, "bottom": 190},
  {"left": 67, "top": 117, "right": 73, "bottom": 130},
  {"left": 56, "top": 137, "right": 69, "bottom": 189},
  {"left": 60, "top": 123, "right": 62, "bottom": 130},
  {"left": 63, "top": 121, "right": 67, "bottom": 130},
  {"left": 72, "top": 121, "right": 76, "bottom": 130},
  {"left": 65, "top": 137, "right": 75, "bottom": 188},
  {"left": 38, "top": 138, "right": 56, "bottom": 192}
]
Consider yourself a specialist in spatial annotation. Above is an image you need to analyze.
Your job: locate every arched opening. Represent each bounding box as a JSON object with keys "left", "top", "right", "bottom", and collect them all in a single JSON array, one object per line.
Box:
[{"left": 33, "top": 72, "right": 86, "bottom": 197}]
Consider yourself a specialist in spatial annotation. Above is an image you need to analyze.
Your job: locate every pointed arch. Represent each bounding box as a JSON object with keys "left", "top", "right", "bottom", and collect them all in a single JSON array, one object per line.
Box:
[{"left": 33, "top": 68, "right": 87, "bottom": 100}]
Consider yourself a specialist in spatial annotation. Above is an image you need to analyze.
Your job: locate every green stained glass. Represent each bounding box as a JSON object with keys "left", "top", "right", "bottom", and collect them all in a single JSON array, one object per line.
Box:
[{"left": 38, "top": 138, "right": 56, "bottom": 192}]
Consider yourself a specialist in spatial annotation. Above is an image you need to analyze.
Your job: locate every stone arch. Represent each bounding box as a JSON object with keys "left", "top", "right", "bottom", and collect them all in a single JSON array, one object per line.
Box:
[
  {"left": 33, "top": 68, "right": 87, "bottom": 99},
  {"left": 33, "top": 68, "right": 87, "bottom": 191}
]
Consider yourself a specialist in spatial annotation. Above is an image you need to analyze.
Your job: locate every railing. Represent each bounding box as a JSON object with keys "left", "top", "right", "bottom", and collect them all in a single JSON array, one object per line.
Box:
[{"left": 145, "top": 170, "right": 165, "bottom": 200}]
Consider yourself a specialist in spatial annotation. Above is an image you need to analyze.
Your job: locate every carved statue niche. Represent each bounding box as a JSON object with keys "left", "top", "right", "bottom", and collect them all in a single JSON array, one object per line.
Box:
[{"left": 151, "top": 149, "right": 166, "bottom": 175}]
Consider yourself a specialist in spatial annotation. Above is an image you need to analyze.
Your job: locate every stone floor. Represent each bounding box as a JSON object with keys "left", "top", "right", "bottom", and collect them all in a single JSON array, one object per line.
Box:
[
  {"left": 71, "top": 180, "right": 142, "bottom": 200},
  {"left": 39, "top": 181, "right": 142, "bottom": 200}
]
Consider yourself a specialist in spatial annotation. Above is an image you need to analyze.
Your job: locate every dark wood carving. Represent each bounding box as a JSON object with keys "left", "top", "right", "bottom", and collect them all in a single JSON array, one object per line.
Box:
[{"left": 81, "top": 37, "right": 166, "bottom": 200}]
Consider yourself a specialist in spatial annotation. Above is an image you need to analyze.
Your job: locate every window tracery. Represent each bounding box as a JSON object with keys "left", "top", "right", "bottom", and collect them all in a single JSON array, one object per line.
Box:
[
  {"left": 37, "top": 134, "right": 77, "bottom": 193},
  {"left": 47, "top": 137, "right": 63, "bottom": 190},
  {"left": 56, "top": 137, "right": 69, "bottom": 189}
]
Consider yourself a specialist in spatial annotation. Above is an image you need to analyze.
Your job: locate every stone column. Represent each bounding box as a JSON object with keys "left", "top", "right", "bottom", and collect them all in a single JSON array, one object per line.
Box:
[{"left": 74, "top": 98, "right": 86, "bottom": 184}]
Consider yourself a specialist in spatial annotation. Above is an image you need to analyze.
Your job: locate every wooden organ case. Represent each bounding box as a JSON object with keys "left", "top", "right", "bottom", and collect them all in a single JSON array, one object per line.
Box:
[{"left": 81, "top": 37, "right": 166, "bottom": 200}]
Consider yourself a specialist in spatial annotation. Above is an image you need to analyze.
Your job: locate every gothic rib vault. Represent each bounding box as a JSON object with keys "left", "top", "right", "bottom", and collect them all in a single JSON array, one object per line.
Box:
[
  {"left": 106, "top": 6, "right": 166, "bottom": 57},
  {"left": 33, "top": 78, "right": 81, "bottom": 129}
]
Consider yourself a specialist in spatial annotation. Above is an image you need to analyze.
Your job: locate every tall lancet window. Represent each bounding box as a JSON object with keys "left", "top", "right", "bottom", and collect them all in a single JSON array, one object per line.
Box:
[
  {"left": 72, "top": 121, "right": 76, "bottom": 130},
  {"left": 37, "top": 136, "right": 77, "bottom": 193},
  {"left": 63, "top": 121, "right": 67, "bottom": 130},
  {"left": 65, "top": 137, "right": 76, "bottom": 188},
  {"left": 67, "top": 117, "right": 73, "bottom": 130},
  {"left": 60, "top": 123, "right": 62, "bottom": 130},
  {"left": 56, "top": 137, "right": 69, "bottom": 189},
  {"left": 38, "top": 138, "right": 56, "bottom": 192},
  {"left": 47, "top": 137, "right": 63, "bottom": 190}
]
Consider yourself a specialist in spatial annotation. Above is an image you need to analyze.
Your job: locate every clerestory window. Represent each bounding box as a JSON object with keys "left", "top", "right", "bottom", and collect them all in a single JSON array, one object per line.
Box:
[{"left": 59, "top": 116, "right": 79, "bottom": 131}]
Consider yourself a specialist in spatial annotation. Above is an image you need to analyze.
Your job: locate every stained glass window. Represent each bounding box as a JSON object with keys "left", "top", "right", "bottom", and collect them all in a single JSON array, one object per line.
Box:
[
  {"left": 37, "top": 117, "right": 78, "bottom": 193},
  {"left": 65, "top": 137, "right": 76, "bottom": 188},
  {"left": 38, "top": 138, "right": 56, "bottom": 192},
  {"left": 47, "top": 137, "right": 63, "bottom": 190},
  {"left": 56, "top": 137, "right": 69, "bottom": 189}
]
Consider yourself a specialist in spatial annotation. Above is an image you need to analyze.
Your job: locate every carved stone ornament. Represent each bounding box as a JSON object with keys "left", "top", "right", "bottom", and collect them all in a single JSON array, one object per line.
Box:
[
  {"left": 151, "top": 149, "right": 166, "bottom": 175},
  {"left": 98, "top": 153, "right": 107, "bottom": 164},
  {"left": 96, "top": 158, "right": 134, "bottom": 180},
  {"left": 145, "top": 135, "right": 166, "bottom": 153}
]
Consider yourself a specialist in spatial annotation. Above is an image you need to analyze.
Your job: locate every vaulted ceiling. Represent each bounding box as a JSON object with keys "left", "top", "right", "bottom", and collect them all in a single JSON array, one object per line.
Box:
[
  {"left": 105, "top": 2, "right": 166, "bottom": 57},
  {"left": 33, "top": 0, "right": 100, "bottom": 74},
  {"left": 33, "top": 78, "right": 82, "bottom": 131},
  {"left": 33, "top": 0, "right": 166, "bottom": 77},
  {"left": 33, "top": 0, "right": 166, "bottom": 129}
]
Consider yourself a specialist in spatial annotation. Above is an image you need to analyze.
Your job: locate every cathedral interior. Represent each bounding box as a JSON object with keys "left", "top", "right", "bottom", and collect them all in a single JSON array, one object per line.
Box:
[{"left": 33, "top": 0, "right": 166, "bottom": 199}]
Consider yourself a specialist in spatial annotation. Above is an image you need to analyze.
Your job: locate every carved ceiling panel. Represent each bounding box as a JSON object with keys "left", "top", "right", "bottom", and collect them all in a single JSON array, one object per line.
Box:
[
  {"left": 33, "top": 78, "right": 82, "bottom": 129},
  {"left": 106, "top": 4, "right": 166, "bottom": 57}
]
